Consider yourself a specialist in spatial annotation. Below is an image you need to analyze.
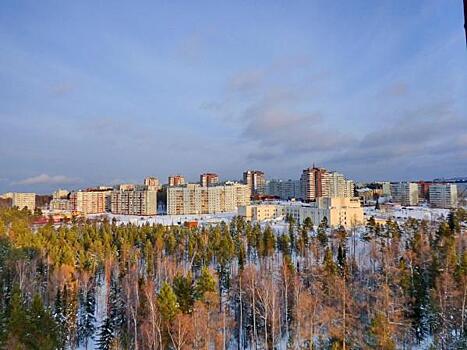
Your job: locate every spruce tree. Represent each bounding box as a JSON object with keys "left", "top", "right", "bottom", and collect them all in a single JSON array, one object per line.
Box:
[{"left": 96, "top": 317, "right": 114, "bottom": 350}]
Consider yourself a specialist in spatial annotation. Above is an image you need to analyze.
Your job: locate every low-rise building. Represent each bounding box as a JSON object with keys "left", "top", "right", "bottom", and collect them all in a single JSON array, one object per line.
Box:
[
  {"left": 429, "top": 184, "right": 457, "bottom": 208},
  {"left": 239, "top": 197, "right": 364, "bottom": 228},
  {"left": 238, "top": 204, "right": 284, "bottom": 221},
  {"left": 282, "top": 197, "right": 364, "bottom": 228}
]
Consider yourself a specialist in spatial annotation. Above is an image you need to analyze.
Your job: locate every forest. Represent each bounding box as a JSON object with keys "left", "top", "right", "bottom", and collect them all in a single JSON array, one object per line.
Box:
[{"left": 0, "top": 206, "right": 466, "bottom": 349}]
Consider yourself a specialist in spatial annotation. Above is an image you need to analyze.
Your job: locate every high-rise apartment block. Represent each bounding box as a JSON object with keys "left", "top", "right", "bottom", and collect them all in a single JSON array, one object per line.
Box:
[
  {"left": 390, "top": 182, "right": 419, "bottom": 206},
  {"left": 266, "top": 179, "right": 302, "bottom": 199},
  {"left": 300, "top": 167, "right": 354, "bottom": 201},
  {"left": 144, "top": 176, "right": 160, "bottom": 190},
  {"left": 243, "top": 170, "right": 266, "bottom": 196},
  {"left": 200, "top": 173, "right": 219, "bottom": 187},
  {"left": 300, "top": 167, "right": 327, "bottom": 201},
  {"left": 429, "top": 184, "right": 457, "bottom": 208},
  {"left": 70, "top": 188, "right": 112, "bottom": 215},
  {"left": 111, "top": 184, "right": 157, "bottom": 215},
  {"left": 168, "top": 175, "right": 186, "bottom": 187},
  {"left": 381, "top": 182, "right": 391, "bottom": 196},
  {"left": 167, "top": 182, "right": 250, "bottom": 215},
  {"left": 8, "top": 192, "right": 36, "bottom": 210}
]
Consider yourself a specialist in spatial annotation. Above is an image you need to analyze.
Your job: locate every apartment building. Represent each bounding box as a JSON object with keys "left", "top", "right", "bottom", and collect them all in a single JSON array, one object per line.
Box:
[
  {"left": 111, "top": 184, "right": 157, "bottom": 215},
  {"left": 381, "top": 182, "right": 391, "bottom": 196},
  {"left": 429, "top": 183, "right": 457, "bottom": 208},
  {"left": 50, "top": 199, "right": 72, "bottom": 212},
  {"left": 324, "top": 171, "right": 355, "bottom": 198},
  {"left": 300, "top": 167, "right": 354, "bottom": 202},
  {"left": 144, "top": 176, "right": 160, "bottom": 190},
  {"left": 200, "top": 173, "right": 219, "bottom": 187},
  {"left": 7, "top": 192, "right": 36, "bottom": 210},
  {"left": 266, "top": 179, "right": 302, "bottom": 199},
  {"left": 243, "top": 170, "right": 266, "bottom": 196},
  {"left": 168, "top": 175, "right": 185, "bottom": 187},
  {"left": 390, "top": 182, "right": 419, "bottom": 206},
  {"left": 166, "top": 182, "right": 250, "bottom": 215},
  {"left": 53, "top": 189, "right": 70, "bottom": 200},
  {"left": 70, "top": 188, "right": 112, "bottom": 215}
]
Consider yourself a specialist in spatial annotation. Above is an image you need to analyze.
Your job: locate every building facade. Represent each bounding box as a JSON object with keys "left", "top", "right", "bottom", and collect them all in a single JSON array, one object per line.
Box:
[
  {"left": 111, "top": 184, "right": 158, "bottom": 215},
  {"left": 239, "top": 197, "right": 364, "bottom": 228},
  {"left": 70, "top": 188, "right": 112, "bottom": 215},
  {"left": 300, "top": 167, "right": 354, "bottom": 201},
  {"left": 10, "top": 193, "right": 36, "bottom": 210},
  {"left": 429, "top": 184, "right": 457, "bottom": 208},
  {"left": 266, "top": 179, "right": 302, "bottom": 199},
  {"left": 238, "top": 204, "right": 284, "bottom": 222},
  {"left": 200, "top": 173, "right": 219, "bottom": 187},
  {"left": 167, "top": 182, "right": 250, "bottom": 215},
  {"left": 283, "top": 197, "right": 364, "bottom": 228},
  {"left": 243, "top": 170, "right": 266, "bottom": 196},
  {"left": 50, "top": 199, "right": 72, "bottom": 212},
  {"left": 168, "top": 175, "right": 186, "bottom": 187},
  {"left": 390, "top": 182, "right": 419, "bottom": 206},
  {"left": 144, "top": 177, "right": 160, "bottom": 189},
  {"left": 53, "top": 189, "right": 70, "bottom": 200}
]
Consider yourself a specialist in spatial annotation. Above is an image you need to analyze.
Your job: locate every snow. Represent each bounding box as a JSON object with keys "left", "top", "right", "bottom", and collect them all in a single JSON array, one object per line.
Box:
[
  {"left": 87, "top": 211, "right": 237, "bottom": 226},
  {"left": 364, "top": 206, "right": 450, "bottom": 223}
]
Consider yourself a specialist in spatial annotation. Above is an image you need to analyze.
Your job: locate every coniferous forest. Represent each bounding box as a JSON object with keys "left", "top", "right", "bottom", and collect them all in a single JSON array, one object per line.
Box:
[{"left": 0, "top": 207, "right": 466, "bottom": 349}]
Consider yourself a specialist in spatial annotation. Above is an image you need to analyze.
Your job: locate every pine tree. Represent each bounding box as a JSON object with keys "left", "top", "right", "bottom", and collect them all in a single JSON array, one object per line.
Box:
[
  {"left": 158, "top": 282, "right": 179, "bottom": 322},
  {"left": 317, "top": 217, "right": 329, "bottom": 248},
  {"left": 27, "top": 293, "right": 59, "bottom": 350},
  {"left": 173, "top": 274, "right": 194, "bottom": 313},
  {"left": 195, "top": 267, "right": 217, "bottom": 301},
  {"left": 5, "top": 286, "right": 28, "bottom": 348}
]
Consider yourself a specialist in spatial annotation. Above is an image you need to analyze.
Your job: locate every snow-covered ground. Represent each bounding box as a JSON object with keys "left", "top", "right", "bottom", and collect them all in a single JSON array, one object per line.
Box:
[
  {"left": 87, "top": 211, "right": 237, "bottom": 226},
  {"left": 364, "top": 206, "right": 450, "bottom": 223}
]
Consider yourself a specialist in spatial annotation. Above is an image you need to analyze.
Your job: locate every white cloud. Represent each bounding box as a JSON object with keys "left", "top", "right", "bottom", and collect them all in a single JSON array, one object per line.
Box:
[{"left": 13, "top": 174, "right": 80, "bottom": 185}]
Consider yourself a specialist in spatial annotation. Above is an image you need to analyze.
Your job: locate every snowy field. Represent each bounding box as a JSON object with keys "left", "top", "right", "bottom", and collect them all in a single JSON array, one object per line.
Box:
[
  {"left": 87, "top": 211, "right": 237, "bottom": 226},
  {"left": 364, "top": 206, "right": 451, "bottom": 223}
]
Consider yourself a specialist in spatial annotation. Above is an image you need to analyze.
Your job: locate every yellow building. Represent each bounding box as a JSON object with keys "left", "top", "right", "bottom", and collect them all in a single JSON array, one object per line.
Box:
[
  {"left": 10, "top": 192, "right": 36, "bottom": 210},
  {"left": 167, "top": 182, "right": 250, "bottom": 215},
  {"left": 238, "top": 204, "right": 284, "bottom": 222}
]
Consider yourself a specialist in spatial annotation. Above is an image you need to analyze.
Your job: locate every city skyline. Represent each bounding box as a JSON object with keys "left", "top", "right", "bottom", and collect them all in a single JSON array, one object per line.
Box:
[{"left": 1, "top": 1, "right": 466, "bottom": 193}]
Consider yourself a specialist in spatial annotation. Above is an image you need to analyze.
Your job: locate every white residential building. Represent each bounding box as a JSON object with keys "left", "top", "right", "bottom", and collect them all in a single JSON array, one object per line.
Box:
[
  {"left": 390, "top": 182, "right": 419, "bottom": 206},
  {"left": 429, "top": 184, "right": 457, "bottom": 208}
]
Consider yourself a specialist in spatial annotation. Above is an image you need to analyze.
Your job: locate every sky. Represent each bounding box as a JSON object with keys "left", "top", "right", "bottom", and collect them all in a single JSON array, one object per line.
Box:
[{"left": 0, "top": 0, "right": 466, "bottom": 193}]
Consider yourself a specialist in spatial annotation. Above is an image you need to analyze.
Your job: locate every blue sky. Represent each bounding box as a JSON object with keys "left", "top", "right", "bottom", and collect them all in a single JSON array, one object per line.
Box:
[{"left": 0, "top": 1, "right": 466, "bottom": 193}]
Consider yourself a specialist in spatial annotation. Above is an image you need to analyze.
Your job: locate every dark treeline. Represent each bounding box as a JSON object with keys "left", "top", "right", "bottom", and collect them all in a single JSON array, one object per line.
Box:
[{"left": 0, "top": 207, "right": 466, "bottom": 349}]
